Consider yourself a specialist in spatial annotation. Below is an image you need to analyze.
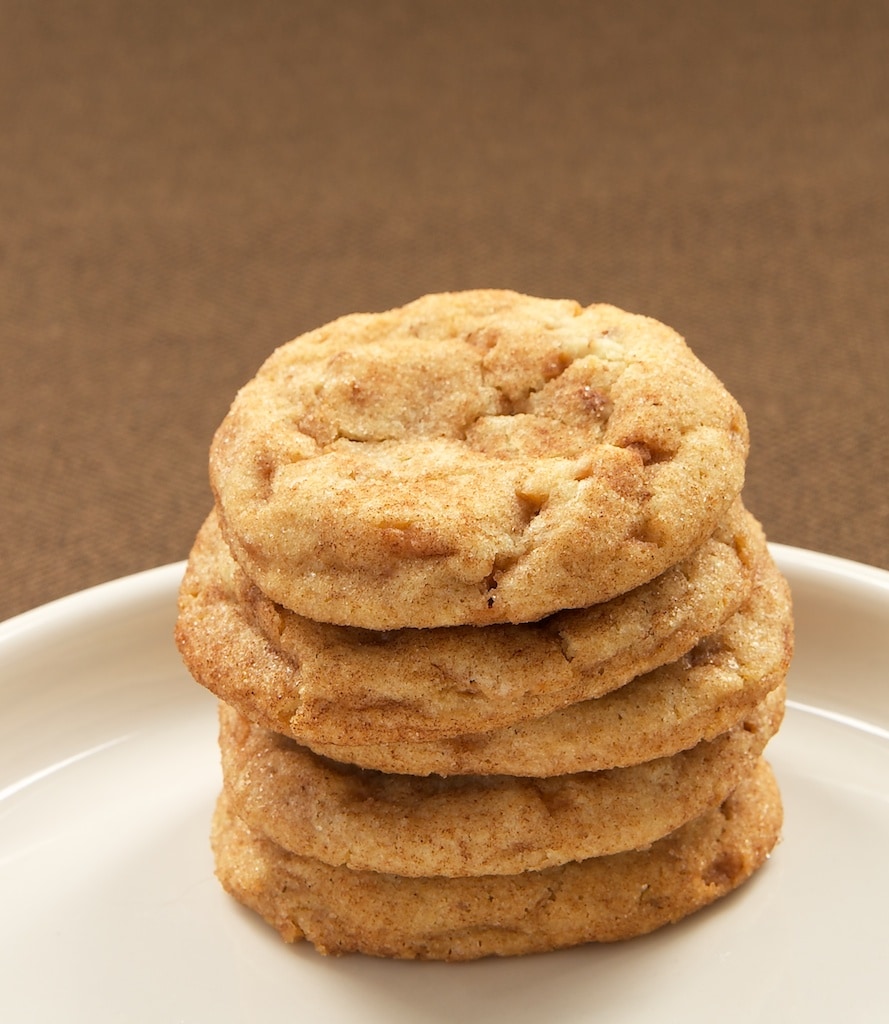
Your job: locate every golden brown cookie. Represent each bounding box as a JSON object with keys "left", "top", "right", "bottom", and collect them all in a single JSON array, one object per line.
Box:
[
  {"left": 209, "top": 290, "right": 748, "bottom": 629},
  {"left": 302, "top": 550, "right": 793, "bottom": 776},
  {"left": 176, "top": 502, "right": 763, "bottom": 743},
  {"left": 218, "top": 685, "right": 783, "bottom": 877},
  {"left": 211, "top": 759, "right": 782, "bottom": 960}
]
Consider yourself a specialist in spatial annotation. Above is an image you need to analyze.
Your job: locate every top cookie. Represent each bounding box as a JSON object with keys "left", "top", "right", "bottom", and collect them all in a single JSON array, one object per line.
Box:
[{"left": 210, "top": 290, "right": 749, "bottom": 628}]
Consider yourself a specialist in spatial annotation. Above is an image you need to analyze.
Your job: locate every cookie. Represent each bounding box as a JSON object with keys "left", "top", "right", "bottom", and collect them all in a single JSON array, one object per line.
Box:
[
  {"left": 301, "top": 550, "right": 793, "bottom": 776},
  {"left": 176, "top": 501, "right": 762, "bottom": 743},
  {"left": 218, "top": 685, "right": 783, "bottom": 877},
  {"left": 209, "top": 290, "right": 748, "bottom": 628},
  {"left": 211, "top": 758, "right": 782, "bottom": 960}
]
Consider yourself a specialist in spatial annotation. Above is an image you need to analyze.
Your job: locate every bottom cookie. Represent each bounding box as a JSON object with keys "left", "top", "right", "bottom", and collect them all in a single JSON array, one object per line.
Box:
[{"left": 211, "top": 759, "right": 782, "bottom": 961}]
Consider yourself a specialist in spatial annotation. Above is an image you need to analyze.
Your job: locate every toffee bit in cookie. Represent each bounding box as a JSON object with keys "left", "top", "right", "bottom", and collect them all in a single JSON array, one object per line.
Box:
[{"left": 578, "top": 385, "right": 613, "bottom": 419}]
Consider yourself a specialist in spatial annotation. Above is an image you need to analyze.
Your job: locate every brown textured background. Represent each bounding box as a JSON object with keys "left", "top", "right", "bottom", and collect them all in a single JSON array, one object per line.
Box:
[{"left": 2, "top": 0, "right": 888, "bottom": 623}]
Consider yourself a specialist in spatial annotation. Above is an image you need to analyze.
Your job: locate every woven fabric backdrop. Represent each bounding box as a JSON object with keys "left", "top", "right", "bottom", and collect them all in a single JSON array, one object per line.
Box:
[{"left": 2, "top": 0, "right": 888, "bottom": 621}]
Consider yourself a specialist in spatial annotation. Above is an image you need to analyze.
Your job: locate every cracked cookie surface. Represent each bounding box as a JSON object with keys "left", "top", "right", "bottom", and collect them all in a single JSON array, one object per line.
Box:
[{"left": 209, "top": 290, "right": 749, "bottom": 628}]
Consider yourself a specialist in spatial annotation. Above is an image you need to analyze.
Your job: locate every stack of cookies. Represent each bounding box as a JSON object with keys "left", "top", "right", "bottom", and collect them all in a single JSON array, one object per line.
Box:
[{"left": 175, "top": 290, "right": 793, "bottom": 961}]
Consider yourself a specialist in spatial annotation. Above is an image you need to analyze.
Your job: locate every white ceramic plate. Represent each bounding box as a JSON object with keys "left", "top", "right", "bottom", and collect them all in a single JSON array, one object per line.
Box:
[{"left": 1, "top": 546, "right": 888, "bottom": 1023}]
